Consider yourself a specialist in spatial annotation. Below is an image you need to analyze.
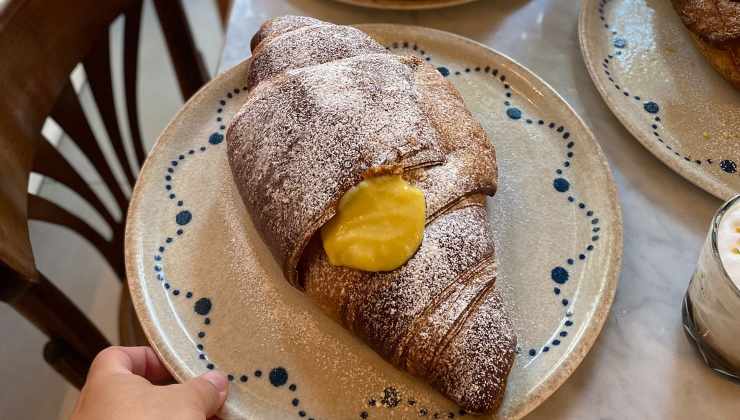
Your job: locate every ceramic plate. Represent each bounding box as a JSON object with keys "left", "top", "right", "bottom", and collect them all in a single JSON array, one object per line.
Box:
[
  {"left": 331, "top": 0, "right": 477, "bottom": 10},
  {"left": 126, "top": 25, "right": 622, "bottom": 420},
  {"left": 579, "top": 0, "right": 740, "bottom": 200}
]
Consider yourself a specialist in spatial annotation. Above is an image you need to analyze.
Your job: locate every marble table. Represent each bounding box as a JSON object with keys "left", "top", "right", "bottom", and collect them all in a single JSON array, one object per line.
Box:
[{"left": 218, "top": 0, "right": 739, "bottom": 418}]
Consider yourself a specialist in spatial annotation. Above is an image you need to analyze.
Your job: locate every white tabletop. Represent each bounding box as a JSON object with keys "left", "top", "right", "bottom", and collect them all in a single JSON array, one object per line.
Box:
[{"left": 218, "top": 0, "right": 739, "bottom": 418}]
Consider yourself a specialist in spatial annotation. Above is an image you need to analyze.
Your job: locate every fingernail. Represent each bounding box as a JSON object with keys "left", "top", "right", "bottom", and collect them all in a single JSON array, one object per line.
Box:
[{"left": 202, "top": 370, "right": 228, "bottom": 395}]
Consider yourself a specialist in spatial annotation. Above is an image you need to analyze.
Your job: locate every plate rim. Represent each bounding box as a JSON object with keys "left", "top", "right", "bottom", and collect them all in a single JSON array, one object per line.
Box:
[
  {"left": 125, "top": 60, "right": 252, "bottom": 398},
  {"left": 126, "top": 23, "right": 624, "bottom": 420},
  {"left": 578, "top": 0, "right": 734, "bottom": 201},
  {"left": 331, "top": 0, "right": 478, "bottom": 10}
]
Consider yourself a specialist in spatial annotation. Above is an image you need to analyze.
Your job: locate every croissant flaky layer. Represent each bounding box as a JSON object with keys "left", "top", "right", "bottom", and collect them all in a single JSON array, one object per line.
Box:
[
  {"left": 302, "top": 196, "right": 515, "bottom": 413},
  {"left": 226, "top": 16, "right": 515, "bottom": 413}
]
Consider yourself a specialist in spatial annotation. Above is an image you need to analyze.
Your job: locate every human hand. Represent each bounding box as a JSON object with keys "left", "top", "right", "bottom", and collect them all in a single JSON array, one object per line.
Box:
[{"left": 70, "top": 346, "right": 228, "bottom": 420}]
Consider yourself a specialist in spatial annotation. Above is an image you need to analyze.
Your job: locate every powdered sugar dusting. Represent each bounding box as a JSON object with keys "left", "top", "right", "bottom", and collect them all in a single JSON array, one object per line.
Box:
[
  {"left": 248, "top": 24, "right": 387, "bottom": 90},
  {"left": 672, "top": 0, "right": 740, "bottom": 43},
  {"left": 226, "top": 16, "right": 515, "bottom": 414}
]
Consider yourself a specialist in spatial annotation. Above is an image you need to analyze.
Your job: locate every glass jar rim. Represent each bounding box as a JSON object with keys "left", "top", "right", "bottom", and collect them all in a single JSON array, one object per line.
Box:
[{"left": 710, "top": 194, "right": 740, "bottom": 299}]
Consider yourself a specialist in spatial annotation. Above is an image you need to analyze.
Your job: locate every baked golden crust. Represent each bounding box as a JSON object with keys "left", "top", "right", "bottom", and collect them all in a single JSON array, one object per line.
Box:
[
  {"left": 227, "top": 16, "right": 514, "bottom": 414},
  {"left": 672, "top": 0, "right": 740, "bottom": 43},
  {"left": 247, "top": 22, "right": 388, "bottom": 90},
  {"left": 672, "top": 0, "right": 740, "bottom": 88},
  {"left": 249, "top": 16, "right": 322, "bottom": 51}
]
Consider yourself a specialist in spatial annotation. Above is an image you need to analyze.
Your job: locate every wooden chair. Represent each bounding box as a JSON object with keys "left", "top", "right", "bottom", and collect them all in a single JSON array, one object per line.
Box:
[
  {"left": 217, "top": 0, "right": 233, "bottom": 28},
  {"left": 0, "top": 0, "right": 209, "bottom": 389}
]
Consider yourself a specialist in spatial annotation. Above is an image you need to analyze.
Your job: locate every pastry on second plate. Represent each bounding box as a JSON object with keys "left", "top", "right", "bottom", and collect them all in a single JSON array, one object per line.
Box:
[{"left": 672, "top": 0, "right": 740, "bottom": 88}]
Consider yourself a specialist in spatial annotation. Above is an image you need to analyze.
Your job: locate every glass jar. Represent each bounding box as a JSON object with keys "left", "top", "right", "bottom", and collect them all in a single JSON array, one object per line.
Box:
[{"left": 683, "top": 195, "right": 740, "bottom": 382}]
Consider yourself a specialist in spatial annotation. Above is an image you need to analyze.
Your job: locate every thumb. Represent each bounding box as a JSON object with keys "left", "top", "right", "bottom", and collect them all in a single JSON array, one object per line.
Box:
[{"left": 168, "top": 370, "right": 228, "bottom": 417}]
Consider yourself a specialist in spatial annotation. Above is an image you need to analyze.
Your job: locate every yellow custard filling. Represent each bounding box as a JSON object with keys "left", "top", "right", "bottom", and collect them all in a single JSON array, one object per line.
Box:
[{"left": 320, "top": 172, "right": 425, "bottom": 272}]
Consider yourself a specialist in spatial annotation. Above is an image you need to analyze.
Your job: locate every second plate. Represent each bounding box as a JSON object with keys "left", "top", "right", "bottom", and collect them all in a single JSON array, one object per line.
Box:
[{"left": 580, "top": 0, "right": 740, "bottom": 199}]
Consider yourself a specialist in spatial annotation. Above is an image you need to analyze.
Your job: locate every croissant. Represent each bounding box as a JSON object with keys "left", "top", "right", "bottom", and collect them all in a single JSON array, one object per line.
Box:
[
  {"left": 672, "top": 0, "right": 740, "bottom": 89},
  {"left": 227, "top": 16, "right": 516, "bottom": 414}
]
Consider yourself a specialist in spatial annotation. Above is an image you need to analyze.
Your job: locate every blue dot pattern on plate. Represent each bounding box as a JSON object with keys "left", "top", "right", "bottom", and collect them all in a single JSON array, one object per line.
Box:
[
  {"left": 194, "top": 298, "right": 211, "bottom": 315},
  {"left": 176, "top": 210, "right": 192, "bottom": 226},
  {"left": 209, "top": 132, "right": 224, "bottom": 145},
  {"left": 150, "top": 85, "right": 319, "bottom": 420},
  {"left": 506, "top": 107, "right": 522, "bottom": 120},
  {"left": 596, "top": 0, "right": 736, "bottom": 174},
  {"left": 551, "top": 267, "right": 569, "bottom": 284},
  {"left": 643, "top": 101, "right": 659, "bottom": 114},
  {"left": 150, "top": 41, "right": 607, "bottom": 419},
  {"left": 359, "top": 386, "right": 470, "bottom": 419},
  {"left": 553, "top": 178, "right": 570, "bottom": 192}
]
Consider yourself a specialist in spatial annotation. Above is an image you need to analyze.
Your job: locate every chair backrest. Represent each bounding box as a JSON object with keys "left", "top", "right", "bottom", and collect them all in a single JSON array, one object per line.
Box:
[
  {"left": 0, "top": 0, "right": 208, "bottom": 384},
  {"left": 0, "top": 0, "right": 207, "bottom": 284}
]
